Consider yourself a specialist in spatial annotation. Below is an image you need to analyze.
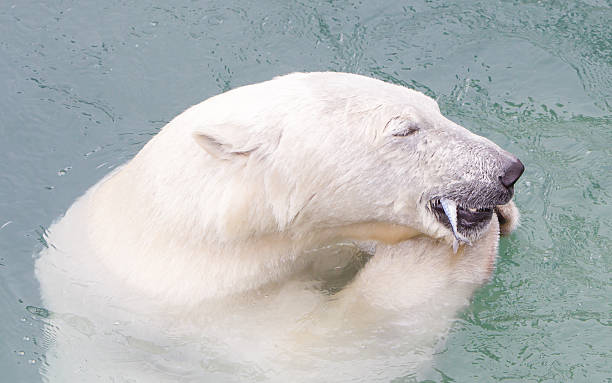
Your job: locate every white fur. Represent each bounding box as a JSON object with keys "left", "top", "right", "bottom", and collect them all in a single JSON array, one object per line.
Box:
[
  {"left": 36, "top": 72, "right": 519, "bottom": 381},
  {"left": 78, "top": 72, "right": 511, "bottom": 305}
]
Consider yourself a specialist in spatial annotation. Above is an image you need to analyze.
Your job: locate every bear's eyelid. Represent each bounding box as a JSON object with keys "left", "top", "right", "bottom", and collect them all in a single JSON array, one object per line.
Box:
[
  {"left": 391, "top": 121, "right": 420, "bottom": 137},
  {"left": 392, "top": 126, "right": 419, "bottom": 136}
]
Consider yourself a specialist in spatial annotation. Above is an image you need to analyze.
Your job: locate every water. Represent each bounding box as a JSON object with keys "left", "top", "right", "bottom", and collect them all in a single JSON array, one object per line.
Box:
[{"left": 1, "top": 0, "right": 610, "bottom": 381}]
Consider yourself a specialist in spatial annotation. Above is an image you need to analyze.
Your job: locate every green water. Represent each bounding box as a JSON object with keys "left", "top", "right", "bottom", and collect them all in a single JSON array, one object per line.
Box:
[{"left": 1, "top": 0, "right": 610, "bottom": 381}]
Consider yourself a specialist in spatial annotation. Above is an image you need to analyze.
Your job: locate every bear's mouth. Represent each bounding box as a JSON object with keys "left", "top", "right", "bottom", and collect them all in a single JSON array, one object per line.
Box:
[
  {"left": 429, "top": 198, "right": 495, "bottom": 251},
  {"left": 430, "top": 199, "right": 494, "bottom": 230}
]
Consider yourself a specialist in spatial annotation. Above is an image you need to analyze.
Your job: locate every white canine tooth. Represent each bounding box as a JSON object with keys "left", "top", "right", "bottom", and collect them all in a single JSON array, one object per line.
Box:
[
  {"left": 440, "top": 198, "right": 459, "bottom": 237},
  {"left": 440, "top": 198, "right": 472, "bottom": 252}
]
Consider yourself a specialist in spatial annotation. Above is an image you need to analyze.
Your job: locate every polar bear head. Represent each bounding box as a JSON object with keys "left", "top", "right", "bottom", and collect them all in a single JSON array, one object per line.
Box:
[{"left": 175, "top": 72, "right": 523, "bottom": 247}]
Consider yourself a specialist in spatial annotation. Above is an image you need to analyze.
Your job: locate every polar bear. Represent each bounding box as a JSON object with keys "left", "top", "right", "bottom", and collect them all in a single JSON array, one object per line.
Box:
[{"left": 35, "top": 72, "right": 523, "bottom": 382}]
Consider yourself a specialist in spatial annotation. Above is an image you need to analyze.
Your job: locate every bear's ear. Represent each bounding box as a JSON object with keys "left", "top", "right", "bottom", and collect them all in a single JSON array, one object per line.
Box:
[
  {"left": 192, "top": 132, "right": 259, "bottom": 160},
  {"left": 193, "top": 120, "right": 282, "bottom": 161},
  {"left": 193, "top": 133, "right": 257, "bottom": 160}
]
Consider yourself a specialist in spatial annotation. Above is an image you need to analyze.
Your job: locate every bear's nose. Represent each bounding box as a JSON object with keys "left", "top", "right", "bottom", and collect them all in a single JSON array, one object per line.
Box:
[{"left": 500, "top": 157, "right": 525, "bottom": 188}]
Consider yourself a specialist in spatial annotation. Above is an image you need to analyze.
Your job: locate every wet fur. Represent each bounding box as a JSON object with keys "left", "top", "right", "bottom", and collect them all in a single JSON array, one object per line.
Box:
[{"left": 36, "top": 72, "right": 521, "bottom": 381}]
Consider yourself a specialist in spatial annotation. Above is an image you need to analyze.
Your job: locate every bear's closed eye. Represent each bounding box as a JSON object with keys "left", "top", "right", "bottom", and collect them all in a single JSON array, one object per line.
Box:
[{"left": 392, "top": 124, "right": 419, "bottom": 136}]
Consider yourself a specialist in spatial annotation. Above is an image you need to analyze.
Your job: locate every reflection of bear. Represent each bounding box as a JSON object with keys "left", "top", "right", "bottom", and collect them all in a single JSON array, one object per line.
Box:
[{"left": 36, "top": 72, "right": 522, "bottom": 382}]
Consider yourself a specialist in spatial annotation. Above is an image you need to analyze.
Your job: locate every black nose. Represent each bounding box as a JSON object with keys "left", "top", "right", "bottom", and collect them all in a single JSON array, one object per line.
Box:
[{"left": 500, "top": 157, "right": 525, "bottom": 188}]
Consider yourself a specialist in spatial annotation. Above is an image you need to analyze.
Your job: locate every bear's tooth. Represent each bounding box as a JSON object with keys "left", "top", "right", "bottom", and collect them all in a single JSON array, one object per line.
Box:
[
  {"left": 440, "top": 198, "right": 459, "bottom": 236},
  {"left": 440, "top": 198, "right": 471, "bottom": 252}
]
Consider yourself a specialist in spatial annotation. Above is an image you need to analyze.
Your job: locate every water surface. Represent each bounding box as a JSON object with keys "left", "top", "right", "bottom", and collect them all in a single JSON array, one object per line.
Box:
[{"left": 1, "top": 0, "right": 610, "bottom": 381}]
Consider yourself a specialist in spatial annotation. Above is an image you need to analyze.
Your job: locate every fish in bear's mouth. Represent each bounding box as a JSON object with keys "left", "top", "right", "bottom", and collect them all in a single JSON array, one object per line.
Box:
[{"left": 430, "top": 198, "right": 507, "bottom": 252}]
